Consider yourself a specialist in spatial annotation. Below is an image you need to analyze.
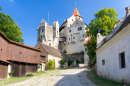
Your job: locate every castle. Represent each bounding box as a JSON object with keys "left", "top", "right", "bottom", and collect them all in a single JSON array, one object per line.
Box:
[
  {"left": 37, "top": 5, "right": 89, "bottom": 65},
  {"left": 37, "top": 18, "right": 59, "bottom": 49}
]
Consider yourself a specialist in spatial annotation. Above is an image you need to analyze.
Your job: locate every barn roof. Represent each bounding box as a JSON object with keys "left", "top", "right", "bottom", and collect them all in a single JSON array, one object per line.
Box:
[
  {"left": 38, "top": 42, "right": 71, "bottom": 60},
  {"left": 0, "top": 32, "right": 41, "bottom": 51}
]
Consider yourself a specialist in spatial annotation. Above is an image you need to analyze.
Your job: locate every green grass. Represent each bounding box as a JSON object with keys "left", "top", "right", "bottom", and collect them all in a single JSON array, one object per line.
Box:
[
  {"left": 0, "top": 71, "right": 46, "bottom": 86},
  {"left": 47, "top": 68, "right": 55, "bottom": 71},
  {"left": 87, "top": 70, "right": 130, "bottom": 86}
]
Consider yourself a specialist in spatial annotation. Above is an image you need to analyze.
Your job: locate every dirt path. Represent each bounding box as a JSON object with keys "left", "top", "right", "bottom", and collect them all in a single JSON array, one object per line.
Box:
[{"left": 6, "top": 67, "right": 96, "bottom": 86}]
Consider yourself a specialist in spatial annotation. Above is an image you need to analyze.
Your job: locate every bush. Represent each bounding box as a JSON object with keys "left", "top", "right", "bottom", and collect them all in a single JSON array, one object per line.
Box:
[
  {"left": 68, "top": 60, "right": 73, "bottom": 67},
  {"left": 46, "top": 59, "right": 55, "bottom": 70},
  {"left": 26, "top": 73, "right": 33, "bottom": 77},
  {"left": 61, "top": 58, "right": 67, "bottom": 66},
  {"left": 37, "top": 64, "right": 41, "bottom": 69},
  {"left": 76, "top": 59, "right": 80, "bottom": 64},
  {"left": 63, "top": 50, "right": 67, "bottom": 53},
  {"left": 9, "top": 70, "right": 15, "bottom": 77}
]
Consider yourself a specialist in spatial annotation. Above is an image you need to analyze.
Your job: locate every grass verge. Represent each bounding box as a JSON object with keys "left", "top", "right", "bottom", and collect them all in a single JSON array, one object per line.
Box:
[
  {"left": 0, "top": 71, "right": 46, "bottom": 86},
  {"left": 87, "top": 70, "right": 130, "bottom": 86}
]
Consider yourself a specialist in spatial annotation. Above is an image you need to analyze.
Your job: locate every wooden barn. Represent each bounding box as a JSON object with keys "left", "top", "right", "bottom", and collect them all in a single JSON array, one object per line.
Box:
[{"left": 0, "top": 32, "right": 44, "bottom": 79}]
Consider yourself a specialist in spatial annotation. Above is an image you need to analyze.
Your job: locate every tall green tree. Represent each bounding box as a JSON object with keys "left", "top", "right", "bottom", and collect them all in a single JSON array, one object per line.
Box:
[
  {"left": 85, "top": 8, "right": 119, "bottom": 65},
  {"left": 0, "top": 6, "right": 24, "bottom": 44}
]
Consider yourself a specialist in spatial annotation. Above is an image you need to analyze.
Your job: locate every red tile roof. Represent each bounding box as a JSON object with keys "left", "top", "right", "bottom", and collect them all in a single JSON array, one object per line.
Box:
[
  {"left": 84, "top": 36, "right": 91, "bottom": 45},
  {"left": 73, "top": 7, "right": 82, "bottom": 17}
]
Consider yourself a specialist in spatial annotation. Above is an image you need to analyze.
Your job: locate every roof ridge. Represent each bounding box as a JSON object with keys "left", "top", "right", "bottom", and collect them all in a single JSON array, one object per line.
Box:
[{"left": 0, "top": 32, "right": 41, "bottom": 51}]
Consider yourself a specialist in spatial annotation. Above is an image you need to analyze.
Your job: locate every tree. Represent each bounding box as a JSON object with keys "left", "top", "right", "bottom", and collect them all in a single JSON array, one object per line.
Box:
[
  {"left": 0, "top": 6, "right": 24, "bottom": 44},
  {"left": 85, "top": 8, "right": 119, "bottom": 66}
]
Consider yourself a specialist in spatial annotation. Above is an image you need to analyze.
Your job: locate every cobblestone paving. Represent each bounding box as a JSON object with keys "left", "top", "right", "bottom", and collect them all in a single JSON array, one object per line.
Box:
[{"left": 7, "top": 67, "right": 96, "bottom": 86}]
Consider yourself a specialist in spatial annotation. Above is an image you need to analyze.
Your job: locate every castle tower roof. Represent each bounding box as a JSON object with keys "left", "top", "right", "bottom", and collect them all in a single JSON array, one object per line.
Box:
[{"left": 72, "top": 7, "right": 82, "bottom": 17}]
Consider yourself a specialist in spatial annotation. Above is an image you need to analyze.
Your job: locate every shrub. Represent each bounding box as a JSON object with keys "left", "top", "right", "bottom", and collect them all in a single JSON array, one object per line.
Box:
[
  {"left": 61, "top": 58, "right": 67, "bottom": 66},
  {"left": 68, "top": 60, "right": 73, "bottom": 67},
  {"left": 63, "top": 50, "right": 67, "bottom": 53},
  {"left": 9, "top": 70, "right": 15, "bottom": 77},
  {"left": 26, "top": 73, "right": 33, "bottom": 77},
  {"left": 80, "top": 51, "right": 84, "bottom": 54},
  {"left": 76, "top": 59, "right": 80, "bottom": 64},
  {"left": 37, "top": 64, "right": 41, "bottom": 69},
  {"left": 46, "top": 59, "right": 55, "bottom": 70}
]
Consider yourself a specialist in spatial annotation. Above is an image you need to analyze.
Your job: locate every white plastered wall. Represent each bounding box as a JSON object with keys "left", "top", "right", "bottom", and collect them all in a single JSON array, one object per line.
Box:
[
  {"left": 48, "top": 54, "right": 62, "bottom": 68},
  {"left": 96, "top": 24, "right": 130, "bottom": 83}
]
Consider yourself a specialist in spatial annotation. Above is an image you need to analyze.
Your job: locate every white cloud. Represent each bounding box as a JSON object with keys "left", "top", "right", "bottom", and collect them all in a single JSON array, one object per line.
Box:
[{"left": 10, "top": 0, "right": 14, "bottom": 2}]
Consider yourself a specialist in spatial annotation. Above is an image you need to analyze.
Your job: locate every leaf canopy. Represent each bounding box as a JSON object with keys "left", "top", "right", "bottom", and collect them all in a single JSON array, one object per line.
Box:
[
  {"left": 0, "top": 6, "right": 24, "bottom": 44},
  {"left": 85, "top": 8, "right": 119, "bottom": 65}
]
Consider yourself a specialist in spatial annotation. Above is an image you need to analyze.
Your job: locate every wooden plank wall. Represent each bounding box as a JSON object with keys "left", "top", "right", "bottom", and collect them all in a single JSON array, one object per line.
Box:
[
  {"left": 12, "top": 63, "right": 37, "bottom": 77},
  {"left": 0, "top": 63, "right": 8, "bottom": 79}
]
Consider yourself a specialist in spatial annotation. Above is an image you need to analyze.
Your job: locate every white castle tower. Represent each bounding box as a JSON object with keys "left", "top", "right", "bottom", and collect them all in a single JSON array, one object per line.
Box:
[{"left": 37, "top": 18, "right": 59, "bottom": 49}]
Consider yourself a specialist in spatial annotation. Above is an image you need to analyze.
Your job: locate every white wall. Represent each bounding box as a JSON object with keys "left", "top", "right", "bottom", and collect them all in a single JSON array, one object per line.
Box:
[
  {"left": 48, "top": 54, "right": 62, "bottom": 68},
  {"left": 7, "top": 64, "right": 11, "bottom": 78},
  {"left": 96, "top": 24, "right": 130, "bottom": 84}
]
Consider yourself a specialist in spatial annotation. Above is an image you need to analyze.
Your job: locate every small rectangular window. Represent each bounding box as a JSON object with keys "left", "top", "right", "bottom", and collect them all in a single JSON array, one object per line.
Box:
[
  {"left": 78, "top": 27, "right": 82, "bottom": 31},
  {"left": 80, "top": 27, "right": 82, "bottom": 30},
  {"left": 69, "top": 29, "right": 71, "bottom": 33},
  {"left": 102, "top": 59, "right": 105, "bottom": 65},
  {"left": 120, "top": 52, "right": 125, "bottom": 68},
  {"left": 42, "top": 29, "right": 44, "bottom": 32},
  {"left": 82, "top": 34, "right": 85, "bottom": 38}
]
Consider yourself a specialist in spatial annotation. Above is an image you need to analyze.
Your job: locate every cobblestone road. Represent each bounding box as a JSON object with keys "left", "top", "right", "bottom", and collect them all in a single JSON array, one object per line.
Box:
[{"left": 7, "top": 67, "right": 96, "bottom": 86}]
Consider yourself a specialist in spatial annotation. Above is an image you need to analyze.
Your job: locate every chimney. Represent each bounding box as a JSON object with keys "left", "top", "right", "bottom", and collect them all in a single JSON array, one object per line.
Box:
[{"left": 125, "top": 7, "right": 130, "bottom": 16}]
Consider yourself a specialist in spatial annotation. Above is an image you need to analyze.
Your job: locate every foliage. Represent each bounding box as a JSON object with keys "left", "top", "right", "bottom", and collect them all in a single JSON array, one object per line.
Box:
[
  {"left": 87, "top": 70, "right": 129, "bottom": 86},
  {"left": 0, "top": 6, "right": 24, "bottom": 44},
  {"left": 63, "top": 50, "right": 67, "bottom": 53},
  {"left": 46, "top": 59, "right": 55, "bottom": 69},
  {"left": 9, "top": 70, "right": 15, "bottom": 77},
  {"left": 76, "top": 59, "right": 80, "bottom": 64},
  {"left": 37, "top": 64, "right": 41, "bottom": 69},
  {"left": 25, "top": 73, "right": 33, "bottom": 77},
  {"left": 68, "top": 59, "right": 73, "bottom": 66},
  {"left": 80, "top": 51, "right": 84, "bottom": 54},
  {"left": 85, "top": 8, "right": 119, "bottom": 65},
  {"left": 86, "top": 36, "right": 96, "bottom": 65},
  {"left": 61, "top": 58, "right": 67, "bottom": 66}
]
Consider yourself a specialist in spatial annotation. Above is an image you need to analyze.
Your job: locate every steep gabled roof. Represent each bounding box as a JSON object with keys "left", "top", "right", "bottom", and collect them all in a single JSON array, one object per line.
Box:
[
  {"left": 73, "top": 7, "right": 82, "bottom": 18},
  {"left": 39, "top": 42, "right": 71, "bottom": 60}
]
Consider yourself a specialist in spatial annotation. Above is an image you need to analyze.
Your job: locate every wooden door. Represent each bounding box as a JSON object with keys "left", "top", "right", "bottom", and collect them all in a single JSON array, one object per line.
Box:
[
  {"left": 0, "top": 63, "right": 8, "bottom": 79},
  {"left": 12, "top": 63, "right": 19, "bottom": 77},
  {"left": 19, "top": 64, "right": 26, "bottom": 77}
]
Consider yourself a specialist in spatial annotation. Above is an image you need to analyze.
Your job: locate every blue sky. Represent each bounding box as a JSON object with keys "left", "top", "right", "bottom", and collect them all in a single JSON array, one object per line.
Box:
[{"left": 0, "top": 0, "right": 130, "bottom": 47}]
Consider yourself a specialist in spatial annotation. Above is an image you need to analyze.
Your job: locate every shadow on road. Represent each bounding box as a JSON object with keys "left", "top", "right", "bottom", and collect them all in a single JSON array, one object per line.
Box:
[{"left": 54, "top": 67, "right": 93, "bottom": 86}]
